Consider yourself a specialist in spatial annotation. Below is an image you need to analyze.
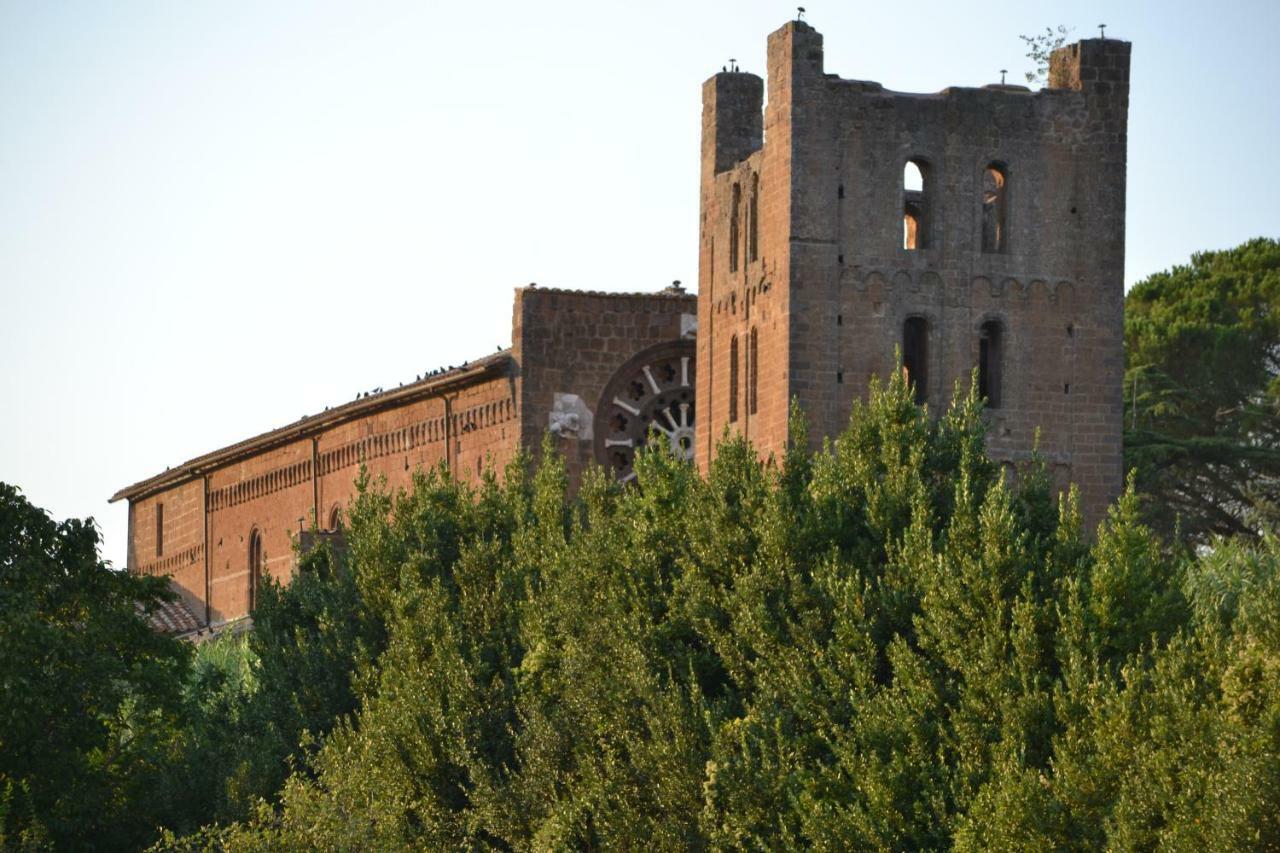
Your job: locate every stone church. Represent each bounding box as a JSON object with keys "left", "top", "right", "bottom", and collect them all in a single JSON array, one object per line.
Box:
[{"left": 113, "top": 20, "right": 1129, "bottom": 635}]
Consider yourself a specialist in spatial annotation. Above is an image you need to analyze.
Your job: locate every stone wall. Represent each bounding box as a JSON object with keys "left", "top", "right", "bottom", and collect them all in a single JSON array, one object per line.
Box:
[
  {"left": 698, "top": 20, "right": 1129, "bottom": 529},
  {"left": 514, "top": 286, "right": 696, "bottom": 486}
]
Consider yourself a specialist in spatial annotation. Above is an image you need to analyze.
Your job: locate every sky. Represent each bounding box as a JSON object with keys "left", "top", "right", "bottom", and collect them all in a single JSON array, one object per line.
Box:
[{"left": 2, "top": 0, "right": 1278, "bottom": 569}]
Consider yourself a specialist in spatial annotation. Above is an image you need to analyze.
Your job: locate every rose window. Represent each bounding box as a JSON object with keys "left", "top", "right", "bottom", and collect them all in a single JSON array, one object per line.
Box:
[{"left": 594, "top": 341, "right": 696, "bottom": 483}]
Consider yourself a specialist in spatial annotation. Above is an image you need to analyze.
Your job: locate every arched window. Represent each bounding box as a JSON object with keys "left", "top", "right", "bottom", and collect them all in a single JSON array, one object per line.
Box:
[
  {"left": 903, "top": 159, "right": 929, "bottom": 250},
  {"left": 729, "top": 334, "right": 740, "bottom": 423},
  {"left": 328, "top": 504, "right": 342, "bottom": 532},
  {"left": 903, "top": 316, "right": 929, "bottom": 404},
  {"left": 982, "top": 163, "right": 1007, "bottom": 253},
  {"left": 979, "top": 320, "right": 1004, "bottom": 408},
  {"left": 748, "top": 326, "right": 759, "bottom": 415},
  {"left": 729, "top": 182, "right": 741, "bottom": 273},
  {"left": 748, "top": 173, "right": 759, "bottom": 263},
  {"left": 248, "top": 528, "right": 263, "bottom": 612}
]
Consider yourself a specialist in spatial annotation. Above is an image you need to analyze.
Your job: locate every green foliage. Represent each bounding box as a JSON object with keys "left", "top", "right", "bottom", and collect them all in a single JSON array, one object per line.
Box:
[
  {"left": 0, "top": 482, "right": 190, "bottom": 849},
  {"left": 10, "top": 350, "right": 1280, "bottom": 847},
  {"left": 170, "top": 369, "right": 1278, "bottom": 848},
  {"left": 1125, "top": 237, "right": 1280, "bottom": 543},
  {"left": 1019, "top": 25, "right": 1072, "bottom": 86}
]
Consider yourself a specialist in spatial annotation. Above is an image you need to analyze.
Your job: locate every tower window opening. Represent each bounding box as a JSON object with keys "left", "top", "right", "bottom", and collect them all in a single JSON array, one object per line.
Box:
[
  {"left": 904, "top": 203, "right": 922, "bottom": 250},
  {"left": 978, "top": 320, "right": 1003, "bottom": 408},
  {"left": 729, "top": 182, "right": 741, "bottom": 273},
  {"left": 748, "top": 173, "right": 759, "bottom": 263},
  {"left": 902, "top": 160, "right": 929, "bottom": 250},
  {"left": 729, "top": 334, "right": 740, "bottom": 423},
  {"left": 982, "top": 164, "right": 1008, "bottom": 253},
  {"left": 748, "top": 327, "right": 759, "bottom": 415},
  {"left": 903, "top": 316, "right": 929, "bottom": 404}
]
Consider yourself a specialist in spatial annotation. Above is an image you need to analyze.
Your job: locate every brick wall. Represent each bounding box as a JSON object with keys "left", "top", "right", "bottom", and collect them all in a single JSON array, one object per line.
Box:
[
  {"left": 129, "top": 479, "right": 205, "bottom": 619},
  {"left": 117, "top": 355, "right": 518, "bottom": 626},
  {"left": 118, "top": 283, "right": 698, "bottom": 627}
]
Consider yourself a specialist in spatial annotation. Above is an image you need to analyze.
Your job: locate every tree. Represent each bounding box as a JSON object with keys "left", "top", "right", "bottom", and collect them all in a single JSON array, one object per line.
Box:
[
  {"left": 138, "top": 373, "right": 1280, "bottom": 849},
  {"left": 1125, "top": 237, "right": 1280, "bottom": 544},
  {"left": 1019, "top": 25, "right": 1072, "bottom": 86},
  {"left": 0, "top": 483, "right": 190, "bottom": 849}
]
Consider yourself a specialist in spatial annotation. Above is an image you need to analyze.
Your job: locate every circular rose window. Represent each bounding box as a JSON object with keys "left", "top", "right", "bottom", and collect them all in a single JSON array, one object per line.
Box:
[{"left": 594, "top": 341, "right": 696, "bottom": 483}]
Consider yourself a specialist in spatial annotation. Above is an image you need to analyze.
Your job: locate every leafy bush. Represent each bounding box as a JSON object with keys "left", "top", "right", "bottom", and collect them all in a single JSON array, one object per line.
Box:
[{"left": 180, "top": 372, "right": 1280, "bottom": 849}]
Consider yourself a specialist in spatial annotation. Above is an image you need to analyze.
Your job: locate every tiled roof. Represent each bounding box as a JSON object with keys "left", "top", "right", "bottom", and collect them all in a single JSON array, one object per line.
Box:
[{"left": 138, "top": 597, "right": 203, "bottom": 637}]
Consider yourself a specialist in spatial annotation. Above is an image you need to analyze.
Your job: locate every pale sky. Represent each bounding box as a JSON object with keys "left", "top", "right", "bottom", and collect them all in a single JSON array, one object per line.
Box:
[{"left": 3, "top": 0, "right": 1278, "bottom": 569}]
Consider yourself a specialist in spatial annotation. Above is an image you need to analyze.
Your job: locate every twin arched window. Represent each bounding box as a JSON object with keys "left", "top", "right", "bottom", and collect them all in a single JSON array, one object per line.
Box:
[
  {"left": 900, "top": 316, "right": 1005, "bottom": 409},
  {"left": 899, "top": 159, "right": 1009, "bottom": 253}
]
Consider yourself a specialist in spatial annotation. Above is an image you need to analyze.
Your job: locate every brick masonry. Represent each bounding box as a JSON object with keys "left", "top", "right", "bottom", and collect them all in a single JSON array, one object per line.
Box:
[
  {"left": 697, "top": 21, "right": 1128, "bottom": 531},
  {"left": 115, "top": 287, "right": 695, "bottom": 628}
]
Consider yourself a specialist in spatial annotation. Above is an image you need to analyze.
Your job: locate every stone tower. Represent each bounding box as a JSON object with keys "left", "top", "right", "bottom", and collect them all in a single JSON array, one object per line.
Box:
[{"left": 695, "top": 21, "right": 1130, "bottom": 529}]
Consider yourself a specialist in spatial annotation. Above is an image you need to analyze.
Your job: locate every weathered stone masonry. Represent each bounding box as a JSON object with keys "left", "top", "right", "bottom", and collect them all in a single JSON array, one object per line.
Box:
[{"left": 697, "top": 21, "right": 1129, "bottom": 531}]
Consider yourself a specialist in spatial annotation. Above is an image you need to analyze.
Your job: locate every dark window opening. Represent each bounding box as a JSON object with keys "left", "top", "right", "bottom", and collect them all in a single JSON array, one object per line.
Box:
[
  {"left": 328, "top": 505, "right": 342, "bottom": 532},
  {"left": 748, "top": 327, "right": 759, "bottom": 415},
  {"left": 729, "top": 182, "right": 741, "bottom": 273},
  {"left": 729, "top": 335, "right": 739, "bottom": 423},
  {"left": 978, "top": 320, "right": 1003, "bottom": 408},
  {"left": 248, "top": 528, "right": 263, "bottom": 612},
  {"left": 903, "top": 160, "right": 929, "bottom": 250},
  {"left": 837, "top": 371, "right": 844, "bottom": 384},
  {"left": 748, "top": 173, "right": 759, "bottom": 263},
  {"left": 837, "top": 184, "right": 845, "bottom": 199},
  {"left": 837, "top": 314, "right": 843, "bottom": 326},
  {"left": 903, "top": 316, "right": 929, "bottom": 404},
  {"left": 982, "top": 164, "right": 1008, "bottom": 253},
  {"left": 155, "top": 503, "right": 164, "bottom": 557}
]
